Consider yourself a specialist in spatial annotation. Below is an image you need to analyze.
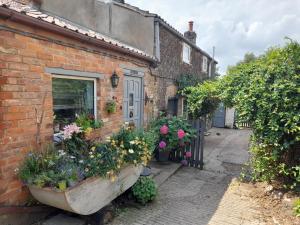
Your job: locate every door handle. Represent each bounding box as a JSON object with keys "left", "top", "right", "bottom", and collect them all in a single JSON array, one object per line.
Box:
[{"left": 129, "top": 111, "right": 134, "bottom": 118}]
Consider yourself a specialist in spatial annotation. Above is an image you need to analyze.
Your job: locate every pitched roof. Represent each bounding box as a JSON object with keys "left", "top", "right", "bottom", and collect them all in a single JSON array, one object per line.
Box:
[
  {"left": 114, "top": 1, "right": 217, "bottom": 62},
  {"left": 0, "top": 0, "right": 156, "bottom": 62}
]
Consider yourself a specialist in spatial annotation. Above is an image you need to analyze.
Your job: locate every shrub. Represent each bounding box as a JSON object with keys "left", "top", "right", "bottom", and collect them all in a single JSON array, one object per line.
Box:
[
  {"left": 150, "top": 116, "right": 196, "bottom": 152},
  {"left": 182, "top": 80, "right": 221, "bottom": 118},
  {"left": 221, "top": 40, "right": 300, "bottom": 188},
  {"left": 293, "top": 199, "right": 300, "bottom": 217},
  {"left": 132, "top": 176, "right": 157, "bottom": 204}
]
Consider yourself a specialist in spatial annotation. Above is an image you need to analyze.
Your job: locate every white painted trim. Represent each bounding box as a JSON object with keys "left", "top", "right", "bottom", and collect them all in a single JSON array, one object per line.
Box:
[
  {"left": 46, "top": 67, "right": 104, "bottom": 79},
  {"left": 52, "top": 74, "right": 98, "bottom": 119}
]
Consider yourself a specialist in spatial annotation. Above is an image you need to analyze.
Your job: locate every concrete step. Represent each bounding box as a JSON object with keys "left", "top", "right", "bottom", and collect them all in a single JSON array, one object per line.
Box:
[{"left": 148, "top": 161, "right": 182, "bottom": 187}]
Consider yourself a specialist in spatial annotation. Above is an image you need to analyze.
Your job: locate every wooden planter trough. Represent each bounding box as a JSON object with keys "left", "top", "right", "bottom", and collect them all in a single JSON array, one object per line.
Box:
[{"left": 28, "top": 165, "right": 142, "bottom": 215}]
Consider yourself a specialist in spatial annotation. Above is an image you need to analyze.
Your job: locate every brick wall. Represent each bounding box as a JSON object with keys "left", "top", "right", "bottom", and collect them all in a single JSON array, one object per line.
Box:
[
  {"left": 155, "top": 26, "right": 211, "bottom": 110},
  {"left": 0, "top": 18, "right": 155, "bottom": 206}
]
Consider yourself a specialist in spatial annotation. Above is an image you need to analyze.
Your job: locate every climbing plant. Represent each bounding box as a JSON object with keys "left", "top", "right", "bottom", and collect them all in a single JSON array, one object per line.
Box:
[
  {"left": 182, "top": 79, "right": 221, "bottom": 118},
  {"left": 183, "top": 39, "right": 300, "bottom": 189},
  {"left": 223, "top": 40, "right": 300, "bottom": 188}
]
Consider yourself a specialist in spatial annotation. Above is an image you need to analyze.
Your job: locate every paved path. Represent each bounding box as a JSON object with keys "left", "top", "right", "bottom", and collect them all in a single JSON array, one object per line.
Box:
[{"left": 111, "top": 128, "right": 268, "bottom": 225}]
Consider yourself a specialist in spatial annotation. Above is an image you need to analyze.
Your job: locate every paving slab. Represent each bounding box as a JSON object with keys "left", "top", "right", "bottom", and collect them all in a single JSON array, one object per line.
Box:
[
  {"left": 110, "top": 128, "right": 264, "bottom": 225},
  {"left": 148, "top": 161, "right": 182, "bottom": 187}
]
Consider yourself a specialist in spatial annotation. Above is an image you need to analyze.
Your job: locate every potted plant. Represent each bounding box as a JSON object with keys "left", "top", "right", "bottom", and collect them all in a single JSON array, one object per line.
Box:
[
  {"left": 75, "top": 113, "right": 104, "bottom": 138},
  {"left": 18, "top": 123, "right": 155, "bottom": 215},
  {"left": 151, "top": 116, "right": 196, "bottom": 162},
  {"left": 105, "top": 100, "right": 117, "bottom": 114}
]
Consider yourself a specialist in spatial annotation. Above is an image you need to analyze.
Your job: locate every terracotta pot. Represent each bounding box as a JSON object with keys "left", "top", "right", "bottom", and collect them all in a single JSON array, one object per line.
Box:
[{"left": 28, "top": 165, "right": 143, "bottom": 215}]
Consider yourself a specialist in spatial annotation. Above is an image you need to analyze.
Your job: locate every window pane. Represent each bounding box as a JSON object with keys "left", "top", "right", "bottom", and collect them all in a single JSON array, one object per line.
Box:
[
  {"left": 183, "top": 43, "right": 190, "bottom": 64},
  {"left": 52, "top": 77, "right": 94, "bottom": 125},
  {"left": 129, "top": 93, "right": 134, "bottom": 106}
]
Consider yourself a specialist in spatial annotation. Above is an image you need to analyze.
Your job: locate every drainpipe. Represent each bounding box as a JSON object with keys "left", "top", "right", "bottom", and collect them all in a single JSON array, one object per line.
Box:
[{"left": 209, "top": 46, "right": 215, "bottom": 78}]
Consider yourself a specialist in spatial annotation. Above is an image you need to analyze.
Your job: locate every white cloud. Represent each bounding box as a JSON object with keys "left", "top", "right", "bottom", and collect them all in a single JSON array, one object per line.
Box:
[{"left": 126, "top": 0, "right": 300, "bottom": 73}]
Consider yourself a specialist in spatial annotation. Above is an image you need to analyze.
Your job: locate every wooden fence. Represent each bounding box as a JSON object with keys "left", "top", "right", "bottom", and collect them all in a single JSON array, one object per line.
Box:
[{"left": 169, "top": 119, "right": 204, "bottom": 169}]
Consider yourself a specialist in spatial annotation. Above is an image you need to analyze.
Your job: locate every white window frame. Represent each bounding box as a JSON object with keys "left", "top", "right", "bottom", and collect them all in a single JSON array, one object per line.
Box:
[
  {"left": 202, "top": 56, "right": 208, "bottom": 73},
  {"left": 182, "top": 43, "right": 191, "bottom": 64},
  {"left": 52, "top": 74, "right": 97, "bottom": 119}
]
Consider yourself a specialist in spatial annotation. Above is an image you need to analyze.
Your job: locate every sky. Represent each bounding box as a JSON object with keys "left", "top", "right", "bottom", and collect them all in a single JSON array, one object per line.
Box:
[{"left": 126, "top": 0, "right": 300, "bottom": 74}]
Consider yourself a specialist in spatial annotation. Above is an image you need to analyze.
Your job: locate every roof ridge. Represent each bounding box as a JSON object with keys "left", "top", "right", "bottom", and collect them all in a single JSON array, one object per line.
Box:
[
  {"left": 0, "top": 0, "right": 156, "bottom": 61},
  {"left": 113, "top": 1, "right": 215, "bottom": 60}
]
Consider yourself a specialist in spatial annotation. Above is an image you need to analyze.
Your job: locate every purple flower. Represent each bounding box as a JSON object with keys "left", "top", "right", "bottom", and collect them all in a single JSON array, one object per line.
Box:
[
  {"left": 181, "top": 159, "right": 188, "bottom": 166},
  {"left": 159, "top": 141, "right": 167, "bottom": 149}
]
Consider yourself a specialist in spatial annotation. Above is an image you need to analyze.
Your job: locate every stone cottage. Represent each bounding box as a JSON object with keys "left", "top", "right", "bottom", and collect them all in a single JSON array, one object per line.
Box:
[{"left": 0, "top": 0, "right": 158, "bottom": 212}]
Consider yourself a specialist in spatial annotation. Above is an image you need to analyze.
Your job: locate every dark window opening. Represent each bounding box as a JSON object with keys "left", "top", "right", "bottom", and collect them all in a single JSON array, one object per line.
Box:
[{"left": 52, "top": 77, "right": 95, "bottom": 132}]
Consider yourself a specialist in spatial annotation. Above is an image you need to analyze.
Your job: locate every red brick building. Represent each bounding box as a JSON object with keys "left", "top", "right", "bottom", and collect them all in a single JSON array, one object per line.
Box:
[{"left": 0, "top": 0, "right": 158, "bottom": 210}]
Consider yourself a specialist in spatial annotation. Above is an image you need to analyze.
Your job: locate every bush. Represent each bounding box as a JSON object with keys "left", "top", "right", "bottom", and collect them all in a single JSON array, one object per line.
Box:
[
  {"left": 221, "top": 40, "right": 300, "bottom": 189},
  {"left": 182, "top": 80, "right": 221, "bottom": 118},
  {"left": 150, "top": 115, "right": 196, "bottom": 152},
  {"left": 293, "top": 199, "right": 300, "bottom": 217},
  {"left": 132, "top": 177, "right": 157, "bottom": 204}
]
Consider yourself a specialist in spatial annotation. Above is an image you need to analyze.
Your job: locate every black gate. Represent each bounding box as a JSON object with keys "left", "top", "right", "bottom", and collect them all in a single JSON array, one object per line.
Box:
[{"left": 169, "top": 119, "right": 204, "bottom": 169}]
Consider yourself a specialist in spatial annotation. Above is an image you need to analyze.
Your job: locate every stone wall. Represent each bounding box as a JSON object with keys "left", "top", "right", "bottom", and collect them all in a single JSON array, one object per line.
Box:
[
  {"left": 155, "top": 25, "right": 211, "bottom": 110},
  {"left": 0, "top": 18, "right": 155, "bottom": 206}
]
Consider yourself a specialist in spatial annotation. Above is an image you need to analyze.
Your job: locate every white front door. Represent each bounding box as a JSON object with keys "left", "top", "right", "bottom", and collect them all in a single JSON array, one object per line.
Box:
[{"left": 123, "top": 75, "right": 143, "bottom": 128}]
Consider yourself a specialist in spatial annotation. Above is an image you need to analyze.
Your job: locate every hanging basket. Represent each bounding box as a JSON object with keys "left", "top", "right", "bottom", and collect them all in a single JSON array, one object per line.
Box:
[{"left": 28, "top": 165, "right": 143, "bottom": 215}]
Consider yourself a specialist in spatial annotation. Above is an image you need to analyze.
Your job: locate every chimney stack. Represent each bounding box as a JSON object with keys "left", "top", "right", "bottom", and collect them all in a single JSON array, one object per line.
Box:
[
  {"left": 189, "top": 21, "right": 194, "bottom": 32},
  {"left": 184, "top": 21, "right": 197, "bottom": 44}
]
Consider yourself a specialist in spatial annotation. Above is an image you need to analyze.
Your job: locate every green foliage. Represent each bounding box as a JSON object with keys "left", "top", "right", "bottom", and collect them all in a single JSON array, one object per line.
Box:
[
  {"left": 150, "top": 115, "right": 196, "bottom": 151},
  {"left": 132, "top": 176, "right": 157, "bottom": 204},
  {"left": 221, "top": 39, "right": 300, "bottom": 188},
  {"left": 19, "top": 145, "right": 84, "bottom": 189},
  {"left": 182, "top": 80, "right": 221, "bottom": 118},
  {"left": 106, "top": 100, "right": 117, "bottom": 113},
  {"left": 19, "top": 123, "right": 155, "bottom": 189},
  {"left": 75, "top": 113, "right": 104, "bottom": 131},
  {"left": 176, "top": 74, "right": 202, "bottom": 92},
  {"left": 293, "top": 199, "right": 300, "bottom": 217}
]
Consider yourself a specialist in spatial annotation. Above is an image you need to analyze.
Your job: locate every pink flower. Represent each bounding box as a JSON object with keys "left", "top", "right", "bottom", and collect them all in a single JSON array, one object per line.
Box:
[
  {"left": 177, "top": 129, "right": 185, "bottom": 139},
  {"left": 160, "top": 125, "right": 169, "bottom": 135},
  {"left": 181, "top": 159, "right": 188, "bottom": 166},
  {"left": 185, "top": 151, "right": 192, "bottom": 158},
  {"left": 159, "top": 141, "right": 167, "bottom": 149},
  {"left": 63, "top": 123, "right": 81, "bottom": 139}
]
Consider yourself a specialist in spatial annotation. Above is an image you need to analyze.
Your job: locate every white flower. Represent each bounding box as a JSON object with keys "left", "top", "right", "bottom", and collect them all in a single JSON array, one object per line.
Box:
[
  {"left": 79, "top": 160, "right": 84, "bottom": 164},
  {"left": 128, "top": 149, "right": 134, "bottom": 154},
  {"left": 58, "top": 150, "right": 66, "bottom": 156},
  {"left": 70, "top": 156, "right": 76, "bottom": 159},
  {"left": 129, "top": 141, "right": 135, "bottom": 145}
]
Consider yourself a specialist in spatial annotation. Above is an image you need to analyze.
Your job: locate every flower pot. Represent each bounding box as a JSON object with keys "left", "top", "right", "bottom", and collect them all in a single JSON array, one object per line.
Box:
[
  {"left": 28, "top": 165, "right": 143, "bottom": 215},
  {"left": 156, "top": 150, "right": 170, "bottom": 162}
]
